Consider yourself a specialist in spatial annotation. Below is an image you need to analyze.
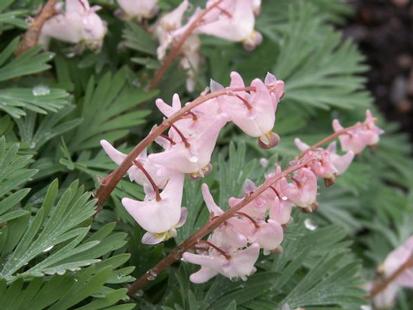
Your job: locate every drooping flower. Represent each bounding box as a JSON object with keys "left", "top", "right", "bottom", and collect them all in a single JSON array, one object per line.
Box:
[
  {"left": 333, "top": 110, "right": 384, "bottom": 154},
  {"left": 183, "top": 183, "right": 260, "bottom": 282},
  {"left": 152, "top": 0, "right": 202, "bottom": 91},
  {"left": 326, "top": 142, "right": 355, "bottom": 175},
  {"left": 122, "top": 173, "right": 186, "bottom": 244},
  {"left": 197, "top": 0, "right": 263, "bottom": 51},
  {"left": 219, "top": 71, "right": 282, "bottom": 148},
  {"left": 116, "top": 0, "right": 159, "bottom": 21},
  {"left": 150, "top": 94, "right": 228, "bottom": 176},
  {"left": 281, "top": 167, "right": 318, "bottom": 210},
  {"left": 264, "top": 72, "right": 285, "bottom": 106},
  {"left": 183, "top": 243, "right": 260, "bottom": 283},
  {"left": 100, "top": 140, "right": 171, "bottom": 193},
  {"left": 39, "top": 0, "right": 107, "bottom": 51},
  {"left": 369, "top": 236, "right": 413, "bottom": 309},
  {"left": 153, "top": 0, "right": 190, "bottom": 60},
  {"left": 381, "top": 236, "right": 413, "bottom": 288}
]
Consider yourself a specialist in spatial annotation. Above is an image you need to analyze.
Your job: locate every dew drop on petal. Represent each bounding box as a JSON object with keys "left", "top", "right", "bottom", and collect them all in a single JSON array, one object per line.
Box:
[
  {"left": 189, "top": 156, "right": 199, "bottom": 163},
  {"left": 32, "top": 85, "right": 50, "bottom": 96},
  {"left": 42, "top": 245, "right": 54, "bottom": 253},
  {"left": 304, "top": 218, "right": 318, "bottom": 231}
]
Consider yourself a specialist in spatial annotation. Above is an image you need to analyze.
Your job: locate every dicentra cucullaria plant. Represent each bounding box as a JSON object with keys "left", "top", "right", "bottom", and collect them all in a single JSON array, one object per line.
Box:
[{"left": 1, "top": 0, "right": 413, "bottom": 309}]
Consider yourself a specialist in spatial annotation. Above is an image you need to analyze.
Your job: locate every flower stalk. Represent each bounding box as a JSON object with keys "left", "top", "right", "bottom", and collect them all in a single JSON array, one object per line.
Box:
[
  {"left": 125, "top": 127, "right": 356, "bottom": 296},
  {"left": 95, "top": 86, "right": 253, "bottom": 209},
  {"left": 148, "top": 0, "right": 223, "bottom": 89}
]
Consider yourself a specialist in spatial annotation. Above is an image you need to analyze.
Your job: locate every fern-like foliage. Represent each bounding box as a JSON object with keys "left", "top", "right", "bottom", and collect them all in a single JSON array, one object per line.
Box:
[
  {"left": 69, "top": 68, "right": 157, "bottom": 152},
  {"left": 0, "top": 39, "right": 70, "bottom": 118},
  {"left": 0, "top": 180, "right": 127, "bottom": 282},
  {"left": 0, "top": 137, "right": 36, "bottom": 224}
]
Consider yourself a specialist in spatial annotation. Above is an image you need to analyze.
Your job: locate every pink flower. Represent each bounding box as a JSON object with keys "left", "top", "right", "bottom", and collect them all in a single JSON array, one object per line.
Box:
[
  {"left": 228, "top": 180, "right": 284, "bottom": 253},
  {"left": 152, "top": 1, "right": 201, "bottom": 91},
  {"left": 219, "top": 72, "right": 281, "bottom": 148},
  {"left": 39, "top": 0, "right": 107, "bottom": 50},
  {"left": 294, "top": 138, "right": 337, "bottom": 179},
  {"left": 382, "top": 236, "right": 413, "bottom": 288},
  {"left": 100, "top": 140, "right": 171, "bottom": 192},
  {"left": 153, "top": 0, "right": 189, "bottom": 60},
  {"left": 202, "top": 184, "right": 250, "bottom": 248},
  {"left": 326, "top": 142, "right": 354, "bottom": 175},
  {"left": 183, "top": 243, "right": 260, "bottom": 283},
  {"left": 333, "top": 110, "right": 384, "bottom": 154},
  {"left": 121, "top": 173, "right": 186, "bottom": 244},
  {"left": 281, "top": 167, "right": 318, "bottom": 210},
  {"left": 150, "top": 95, "right": 228, "bottom": 176},
  {"left": 294, "top": 138, "right": 354, "bottom": 178},
  {"left": 117, "top": 0, "right": 159, "bottom": 21},
  {"left": 369, "top": 236, "right": 413, "bottom": 308},
  {"left": 197, "top": 0, "right": 263, "bottom": 51},
  {"left": 366, "top": 282, "right": 399, "bottom": 310},
  {"left": 264, "top": 72, "right": 285, "bottom": 106}
]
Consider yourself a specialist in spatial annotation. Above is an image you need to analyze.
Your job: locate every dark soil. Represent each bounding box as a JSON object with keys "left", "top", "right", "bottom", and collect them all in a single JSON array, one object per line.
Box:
[{"left": 343, "top": 0, "right": 413, "bottom": 137}]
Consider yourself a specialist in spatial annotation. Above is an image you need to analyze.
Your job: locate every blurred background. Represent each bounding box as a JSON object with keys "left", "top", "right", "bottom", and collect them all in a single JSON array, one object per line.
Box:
[{"left": 344, "top": 0, "right": 413, "bottom": 140}]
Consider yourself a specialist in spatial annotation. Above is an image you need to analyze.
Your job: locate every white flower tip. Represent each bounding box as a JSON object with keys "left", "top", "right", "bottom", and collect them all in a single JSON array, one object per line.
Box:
[
  {"left": 243, "top": 179, "right": 256, "bottom": 193},
  {"left": 142, "top": 232, "right": 164, "bottom": 245},
  {"left": 294, "top": 138, "right": 309, "bottom": 151},
  {"left": 210, "top": 79, "right": 224, "bottom": 92},
  {"left": 332, "top": 119, "right": 343, "bottom": 131},
  {"left": 258, "top": 132, "right": 280, "bottom": 149}
]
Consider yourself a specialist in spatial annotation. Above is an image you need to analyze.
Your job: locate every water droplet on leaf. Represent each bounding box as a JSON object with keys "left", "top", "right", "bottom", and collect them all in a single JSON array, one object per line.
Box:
[
  {"left": 32, "top": 85, "right": 50, "bottom": 96},
  {"left": 304, "top": 218, "right": 318, "bottom": 231},
  {"left": 42, "top": 245, "right": 54, "bottom": 253}
]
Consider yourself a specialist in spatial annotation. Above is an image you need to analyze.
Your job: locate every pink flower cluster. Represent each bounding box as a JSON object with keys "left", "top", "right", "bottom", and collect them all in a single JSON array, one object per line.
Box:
[
  {"left": 39, "top": 0, "right": 107, "bottom": 51},
  {"left": 182, "top": 111, "right": 383, "bottom": 283},
  {"left": 101, "top": 69, "right": 383, "bottom": 283},
  {"left": 151, "top": 0, "right": 263, "bottom": 91},
  {"left": 370, "top": 236, "right": 413, "bottom": 309},
  {"left": 101, "top": 71, "right": 284, "bottom": 245}
]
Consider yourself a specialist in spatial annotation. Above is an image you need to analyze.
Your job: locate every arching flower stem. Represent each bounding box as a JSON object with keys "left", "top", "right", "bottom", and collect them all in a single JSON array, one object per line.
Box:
[
  {"left": 149, "top": 0, "right": 224, "bottom": 89},
  {"left": 369, "top": 253, "right": 413, "bottom": 299},
  {"left": 133, "top": 160, "right": 161, "bottom": 201},
  {"left": 126, "top": 125, "right": 359, "bottom": 296}
]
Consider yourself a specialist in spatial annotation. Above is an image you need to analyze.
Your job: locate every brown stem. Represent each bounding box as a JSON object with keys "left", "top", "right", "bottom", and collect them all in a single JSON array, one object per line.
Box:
[
  {"left": 126, "top": 125, "right": 359, "bottom": 295},
  {"left": 170, "top": 124, "right": 191, "bottom": 148},
  {"left": 369, "top": 254, "right": 413, "bottom": 299},
  {"left": 235, "top": 212, "right": 259, "bottom": 229},
  {"left": 234, "top": 94, "right": 253, "bottom": 110},
  {"left": 127, "top": 160, "right": 312, "bottom": 296},
  {"left": 149, "top": 0, "right": 223, "bottom": 89},
  {"left": 133, "top": 160, "right": 161, "bottom": 201},
  {"left": 95, "top": 86, "right": 253, "bottom": 209},
  {"left": 96, "top": 87, "right": 248, "bottom": 208},
  {"left": 16, "top": 0, "right": 57, "bottom": 56},
  {"left": 197, "top": 240, "right": 231, "bottom": 260}
]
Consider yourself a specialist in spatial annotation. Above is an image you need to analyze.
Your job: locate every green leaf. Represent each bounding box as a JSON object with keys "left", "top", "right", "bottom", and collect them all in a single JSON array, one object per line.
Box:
[
  {"left": 123, "top": 22, "right": 157, "bottom": 55},
  {"left": 15, "top": 106, "right": 82, "bottom": 150},
  {"left": 69, "top": 68, "right": 157, "bottom": 151},
  {"left": 0, "top": 87, "right": 70, "bottom": 118},
  {"left": 0, "top": 40, "right": 54, "bottom": 82},
  {"left": 0, "top": 180, "right": 127, "bottom": 282}
]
